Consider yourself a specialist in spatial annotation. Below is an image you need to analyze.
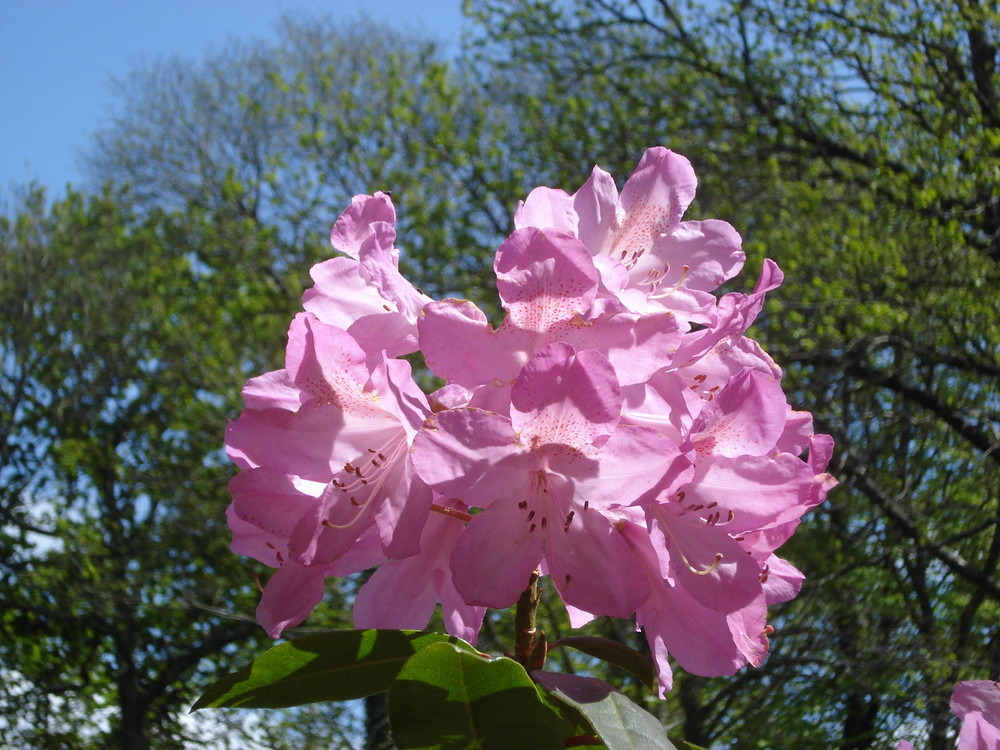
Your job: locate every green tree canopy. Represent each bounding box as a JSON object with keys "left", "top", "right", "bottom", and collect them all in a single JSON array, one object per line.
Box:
[{"left": 3, "top": 3, "right": 997, "bottom": 748}]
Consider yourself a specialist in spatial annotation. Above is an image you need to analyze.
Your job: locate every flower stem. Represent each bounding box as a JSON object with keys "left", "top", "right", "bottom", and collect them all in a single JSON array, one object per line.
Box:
[
  {"left": 429, "top": 502, "right": 474, "bottom": 524},
  {"left": 513, "top": 568, "right": 546, "bottom": 671}
]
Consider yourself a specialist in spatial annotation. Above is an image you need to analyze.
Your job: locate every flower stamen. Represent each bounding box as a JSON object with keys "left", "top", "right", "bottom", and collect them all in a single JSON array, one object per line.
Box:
[{"left": 647, "top": 264, "right": 690, "bottom": 299}]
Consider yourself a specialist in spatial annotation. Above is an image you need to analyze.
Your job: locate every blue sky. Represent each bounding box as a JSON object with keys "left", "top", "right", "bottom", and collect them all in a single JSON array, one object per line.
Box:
[{"left": 0, "top": 1, "right": 466, "bottom": 197}]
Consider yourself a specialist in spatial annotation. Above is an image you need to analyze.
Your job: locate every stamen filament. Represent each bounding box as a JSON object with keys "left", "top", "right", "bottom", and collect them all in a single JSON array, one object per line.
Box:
[
  {"left": 430, "top": 502, "right": 474, "bottom": 524},
  {"left": 654, "top": 504, "right": 725, "bottom": 576},
  {"left": 647, "top": 264, "right": 691, "bottom": 299}
]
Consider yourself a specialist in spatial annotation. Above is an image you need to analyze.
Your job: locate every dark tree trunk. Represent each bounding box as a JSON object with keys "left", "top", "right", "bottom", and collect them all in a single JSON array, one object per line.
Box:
[{"left": 365, "top": 692, "right": 394, "bottom": 750}]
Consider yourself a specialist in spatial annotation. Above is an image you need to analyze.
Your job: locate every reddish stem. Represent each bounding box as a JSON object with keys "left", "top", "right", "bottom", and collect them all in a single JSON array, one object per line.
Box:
[
  {"left": 514, "top": 568, "right": 546, "bottom": 671},
  {"left": 429, "top": 502, "right": 474, "bottom": 524},
  {"left": 564, "top": 736, "right": 604, "bottom": 747}
]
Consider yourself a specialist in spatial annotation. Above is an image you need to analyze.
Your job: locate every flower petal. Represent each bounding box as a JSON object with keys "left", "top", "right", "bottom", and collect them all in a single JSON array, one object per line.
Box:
[
  {"left": 545, "top": 495, "right": 649, "bottom": 617},
  {"left": 681, "top": 453, "right": 816, "bottom": 531},
  {"left": 514, "top": 186, "right": 578, "bottom": 233},
  {"left": 450, "top": 504, "right": 546, "bottom": 608},
  {"left": 494, "top": 227, "right": 599, "bottom": 331},
  {"left": 302, "top": 256, "right": 393, "bottom": 327},
  {"left": 573, "top": 164, "right": 620, "bottom": 252},
  {"left": 411, "top": 408, "right": 523, "bottom": 508},
  {"left": 691, "top": 369, "right": 788, "bottom": 458},
  {"left": 329, "top": 191, "right": 395, "bottom": 258},
  {"left": 256, "top": 561, "right": 327, "bottom": 638},
  {"left": 240, "top": 369, "right": 306, "bottom": 412},
  {"left": 649, "top": 504, "right": 762, "bottom": 611},
  {"left": 418, "top": 298, "right": 527, "bottom": 387},
  {"left": 601, "top": 147, "right": 697, "bottom": 267},
  {"left": 510, "top": 343, "right": 621, "bottom": 449},
  {"left": 227, "top": 468, "right": 324, "bottom": 565},
  {"left": 358, "top": 221, "right": 431, "bottom": 323}
]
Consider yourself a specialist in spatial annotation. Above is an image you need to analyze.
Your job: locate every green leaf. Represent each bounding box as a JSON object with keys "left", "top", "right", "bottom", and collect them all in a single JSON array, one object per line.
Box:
[
  {"left": 549, "top": 636, "right": 657, "bottom": 692},
  {"left": 668, "top": 739, "right": 711, "bottom": 750},
  {"left": 192, "top": 629, "right": 476, "bottom": 710},
  {"left": 534, "top": 670, "right": 677, "bottom": 750},
  {"left": 389, "top": 642, "right": 564, "bottom": 750}
]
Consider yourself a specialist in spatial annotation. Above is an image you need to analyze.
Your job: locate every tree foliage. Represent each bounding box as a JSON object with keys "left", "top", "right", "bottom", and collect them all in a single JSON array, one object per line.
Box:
[
  {"left": 3, "top": 2, "right": 998, "bottom": 748},
  {"left": 0, "top": 181, "right": 358, "bottom": 748},
  {"left": 86, "top": 14, "right": 520, "bottom": 308}
]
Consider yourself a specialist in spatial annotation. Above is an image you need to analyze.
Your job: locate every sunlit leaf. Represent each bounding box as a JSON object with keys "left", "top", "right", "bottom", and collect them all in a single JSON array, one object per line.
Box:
[
  {"left": 389, "top": 642, "right": 564, "bottom": 749},
  {"left": 193, "top": 629, "right": 475, "bottom": 709}
]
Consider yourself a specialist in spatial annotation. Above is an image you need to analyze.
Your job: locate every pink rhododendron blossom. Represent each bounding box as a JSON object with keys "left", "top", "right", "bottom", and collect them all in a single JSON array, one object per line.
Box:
[
  {"left": 899, "top": 680, "right": 1000, "bottom": 750},
  {"left": 412, "top": 342, "right": 689, "bottom": 616},
  {"left": 224, "top": 146, "right": 835, "bottom": 694},
  {"left": 226, "top": 312, "right": 433, "bottom": 635},
  {"left": 952, "top": 680, "right": 1000, "bottom": 750},
  {"left": 418, "top": 226, "right": 681, "bottom": 413},
  {"left": 353, "top": 496, "right": 486, "bottom": 645},
  {"left": 303, "top": 191, "right": 430, "bottom": 356},
  {"left": 516, "top": 147, "right": 744, "bottom": 325}
]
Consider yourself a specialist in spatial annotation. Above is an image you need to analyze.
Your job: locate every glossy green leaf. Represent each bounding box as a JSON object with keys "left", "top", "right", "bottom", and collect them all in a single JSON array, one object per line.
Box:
[
  {"left": 550, "top": 636, "right": 657, "bottom": 692},
  {"left": 389, "top": 642, "right": 564, "bottom": 749},
  {"left": 534, "top": 670, "right": 677, "bottom": 750},
  {"left": 192, "top": 629, "right": 476, "bottom": 710}
]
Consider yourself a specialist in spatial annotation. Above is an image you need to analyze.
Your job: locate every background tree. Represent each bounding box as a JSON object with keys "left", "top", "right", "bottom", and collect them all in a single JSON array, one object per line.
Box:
[
  {"left": 85, "top": 13, "right": 522, "bottom": 309},
  {"left": 0, "top": 183, "right": 366, "bottom": 748},
  {"left": 4, "top": 3, "right": 997, "bottom": 748}
]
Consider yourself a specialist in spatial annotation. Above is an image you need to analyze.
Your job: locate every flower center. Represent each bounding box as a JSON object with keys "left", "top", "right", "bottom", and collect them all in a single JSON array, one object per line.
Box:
[{"left": 321, "top": 435, "right": 407, "bottom": 531}]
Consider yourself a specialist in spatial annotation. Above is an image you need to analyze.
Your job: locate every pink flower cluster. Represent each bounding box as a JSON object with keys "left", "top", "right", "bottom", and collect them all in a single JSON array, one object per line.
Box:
[
  {"left": 898, "top": 680, "right": 1000, "bottom": 750},
  {"left": 225, "top": 147, "right": 837, "bottom": 693},
  {"left": 952, "top": 681, "right": 1000, "bottom": 749}
]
